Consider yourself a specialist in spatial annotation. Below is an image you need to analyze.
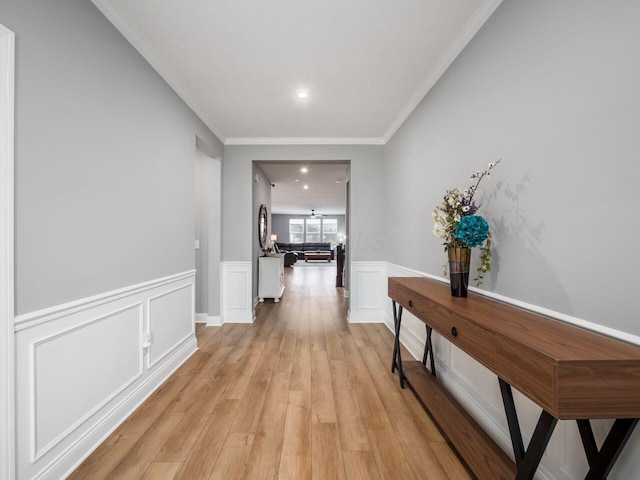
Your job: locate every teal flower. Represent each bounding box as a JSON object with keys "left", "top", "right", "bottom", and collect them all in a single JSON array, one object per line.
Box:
[{"left": 454, "top": 215, "right": 489, "bottom": 248}]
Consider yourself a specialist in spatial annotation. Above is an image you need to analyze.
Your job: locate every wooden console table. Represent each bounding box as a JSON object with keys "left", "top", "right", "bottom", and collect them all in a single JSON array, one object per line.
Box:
[{"left": 388, "top": 276, "right": 640, "bottom": 480}]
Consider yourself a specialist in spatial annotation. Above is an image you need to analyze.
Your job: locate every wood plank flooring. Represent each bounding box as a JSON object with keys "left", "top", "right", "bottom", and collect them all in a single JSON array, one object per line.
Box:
[{"left": 70, "top": 264, "right": 471, "bottom": 479}]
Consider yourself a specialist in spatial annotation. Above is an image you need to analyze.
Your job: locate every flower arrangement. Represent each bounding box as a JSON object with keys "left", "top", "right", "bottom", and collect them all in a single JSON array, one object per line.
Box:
[{"left": 432, "top": 160, "right": 500, "bottom": 285}]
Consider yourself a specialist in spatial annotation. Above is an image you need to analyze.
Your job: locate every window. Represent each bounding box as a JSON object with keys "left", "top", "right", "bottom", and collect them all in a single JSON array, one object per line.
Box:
[
  {"left": 289, "top": 219, "right": 304, "bottom": 243},
  {"left": 305, "top": 219, "right": 321, "bottom": 242},
  {"left": 289, "top": 217, "right": 341, "bottom": 245},
  {"left": 322, "top": 218, "right": 338, "bottom": 245}
]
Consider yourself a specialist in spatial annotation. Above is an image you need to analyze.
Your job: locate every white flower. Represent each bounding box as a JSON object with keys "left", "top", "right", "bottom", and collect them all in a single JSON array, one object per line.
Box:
[
  {"left": 462, "top": 206, "right": 470, "bottom": 212},
  {"left": 432, "top": 223, "right": 447, "bottom": 238}
]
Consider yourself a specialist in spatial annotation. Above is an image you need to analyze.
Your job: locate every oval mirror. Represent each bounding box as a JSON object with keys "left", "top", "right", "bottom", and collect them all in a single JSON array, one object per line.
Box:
[{"left": 258, "top": 204, "right": 268, "bottom": 249}]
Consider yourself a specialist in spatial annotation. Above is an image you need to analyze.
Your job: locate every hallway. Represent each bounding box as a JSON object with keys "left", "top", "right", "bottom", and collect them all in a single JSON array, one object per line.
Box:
[{"left": 70, "top": 265, "right": 470, "bottom": 479}]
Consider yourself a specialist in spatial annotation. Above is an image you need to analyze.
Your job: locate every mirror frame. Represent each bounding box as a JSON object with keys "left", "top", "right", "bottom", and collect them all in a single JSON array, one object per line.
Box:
[{"left": 258, "top": 204, "right": 268, "bottom": 249}]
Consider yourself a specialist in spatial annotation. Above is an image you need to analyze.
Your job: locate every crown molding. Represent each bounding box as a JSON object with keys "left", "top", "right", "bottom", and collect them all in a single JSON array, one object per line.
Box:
[
  {"left": 90, "top": 0, "right": 227, "bottom": 144},
  {"left": 224, "top": 137, "right": 386, "bottom": 146},
  {"left": 91, "top": 0, "right": 503, "bottom": 148},
  {"left": 382, "top": 0, "right": 504, "bottom": 143}
]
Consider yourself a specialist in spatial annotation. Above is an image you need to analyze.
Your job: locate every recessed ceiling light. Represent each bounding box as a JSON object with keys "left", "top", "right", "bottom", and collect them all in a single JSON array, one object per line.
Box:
[
  {"left": 295, "top": 179, "right": 299, "bottom": 182},
  {"left": 297, "top": 89, "right": 309, "bottom": 99},
  {"left": 300, "top": 167, "right": 308, "bottom": 173},
  {"left": 303, "top": 185, "right": 309, "bottom": 190}
]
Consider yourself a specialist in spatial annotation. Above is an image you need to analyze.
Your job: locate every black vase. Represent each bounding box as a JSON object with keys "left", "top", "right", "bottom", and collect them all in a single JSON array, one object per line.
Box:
[{"left": 448, "top": 247, "right": 471, "bottom": 297}]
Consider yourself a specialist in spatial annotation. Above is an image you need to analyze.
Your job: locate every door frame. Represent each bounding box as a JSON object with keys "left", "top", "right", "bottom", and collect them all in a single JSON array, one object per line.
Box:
[{"left": 0, "top": 22, "right": 15, "bottom": 480}]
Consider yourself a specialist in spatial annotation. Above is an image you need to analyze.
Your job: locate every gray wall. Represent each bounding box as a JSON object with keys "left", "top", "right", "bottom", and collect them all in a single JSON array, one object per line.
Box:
[
  {"left": 271, "top": 214, "right": 346, "bottom": 246},
  {"left": 5, "top": 0, "right": 223, "bottom": 314},
  {"left": 384, "top": 2, "right": 640, "bottom": 476},
  {"left": 385, "top": 0, "right": 640, "bottom": 336},
  {"left": 223, "top": 145, "right": 385, "bottom": 263}
]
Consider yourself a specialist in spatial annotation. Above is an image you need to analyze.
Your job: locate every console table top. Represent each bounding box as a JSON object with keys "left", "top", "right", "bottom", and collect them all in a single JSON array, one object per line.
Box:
[
  {"left": 389, "top": 276, "right": 640, "bottom": 418},
  {"left": 389, "top": 276, "right": 640, "bottom": 362}
]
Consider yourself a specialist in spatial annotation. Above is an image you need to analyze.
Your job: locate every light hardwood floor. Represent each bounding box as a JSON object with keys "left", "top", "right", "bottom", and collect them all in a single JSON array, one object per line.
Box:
[{"left": 70, "top": 264, "right": 471, "bottom": 479}]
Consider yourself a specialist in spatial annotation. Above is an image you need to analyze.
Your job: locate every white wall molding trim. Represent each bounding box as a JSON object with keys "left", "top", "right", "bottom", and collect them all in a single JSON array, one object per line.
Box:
[
  {"left": 0, "top": 22, "right": 15, "bottom": 480},
  {"left": 221, "top": 262, "right": 255, "bottom": 324},
  {"left": 14, "top": 271, "right": 198, "bottom": 480},
  {"left": 15, "top": 270, "right": 196, "bottom": 331},
  {"left": 347, "top": 261, "right": 386, "bottom": 323},
  {"left": 90, "top": 0, "right": 225, "bottom": 143},
  {"left": 224, "top": 137, "right": 386, "bottom": 146},
  {"left": 381, "top": 0, "right": 504, "bottom": 143},
  {"left": 386, "top": 262, "right": 640, "bottom": 347},
  {"left": 195, "top": 313, "right": 208, "bottom": 324}
]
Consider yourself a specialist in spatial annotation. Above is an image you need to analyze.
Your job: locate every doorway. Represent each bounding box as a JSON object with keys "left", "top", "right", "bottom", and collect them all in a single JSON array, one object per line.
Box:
[
  {"left": 255, "top": 161, "right": 349, "bottom": 294},
  {"left": 194, "top": 138, "right": 222, "bottom": 326}
]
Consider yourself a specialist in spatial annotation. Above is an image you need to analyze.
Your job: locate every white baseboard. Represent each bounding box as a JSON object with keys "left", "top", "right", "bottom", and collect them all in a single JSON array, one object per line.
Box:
[
  {"left": 195, "top": 313, "right": 223, "bottom": 326},
  {"left": 347, "top": 311, "right": 385, "bottom": 323},
  {"left": 205, "top": 315, "right": 222, "bottom": 326},
  {"left": 223, "top": 312, "right": 255, "bottom": 324},
  {"left": 14, "top": 271, "right": 198, "bottom": 480}
]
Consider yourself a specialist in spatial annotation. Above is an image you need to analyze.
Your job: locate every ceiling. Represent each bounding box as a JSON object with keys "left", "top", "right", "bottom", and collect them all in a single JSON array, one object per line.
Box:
[
  {"left": 258, "top": 162, "right": 348, "bottom": 215},
  {"left": 91, "top": 0, "right": 502, "bottom": 144}
]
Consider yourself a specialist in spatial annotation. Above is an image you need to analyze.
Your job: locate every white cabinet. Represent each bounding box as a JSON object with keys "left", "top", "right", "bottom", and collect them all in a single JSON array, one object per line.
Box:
[{"left": 258, "top": 255, "right": 285, "bottom": 302}]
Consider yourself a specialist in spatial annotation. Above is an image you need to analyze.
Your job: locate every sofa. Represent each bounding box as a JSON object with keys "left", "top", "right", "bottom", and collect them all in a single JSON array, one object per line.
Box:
[
  {"left": 271, "top": 245, "right": 298, "bottom": 266},
  {"left": 275, "top": 242, "right": 335, "bottom": 261}
]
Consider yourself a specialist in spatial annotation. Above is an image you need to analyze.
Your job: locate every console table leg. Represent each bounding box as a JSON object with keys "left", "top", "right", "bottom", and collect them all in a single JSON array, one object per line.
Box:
[
  {"left": 391, "top": 301, "right": 398, "bottom": 374},
  {"left": 390, "top": 301, "right": 405, "bottom": 388},
  {"left": 422, "top": 325, "right": 436, "bottom": 377},
  {"left": 577, "top": 419, "right": 598, "bottom": 469},
  {"left": 499, "top": 378, "right": 525, "bottom": 463},
  {"left": 499, "top": 378, "right": 557, "bottom": 480},
  {"left": 580, "top": 418, "right": 639, "bottom": 480}
]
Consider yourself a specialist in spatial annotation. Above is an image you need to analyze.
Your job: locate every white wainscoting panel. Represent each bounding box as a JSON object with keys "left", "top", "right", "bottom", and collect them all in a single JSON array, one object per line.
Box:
[
  {"left": 147, "top": 284, "right": 194, "bottom": 368},
  {"left": 32, "top": 304, "right": 143, "bottom": 462},
  {"left": 14, "top": 271, "right": 197, "bottom": 480},
  {"left": 347, "top": 261, "right": 386, "bottom": 323},
  {"left": 221, "top": 262, "right": 254, "bottom": 323}
]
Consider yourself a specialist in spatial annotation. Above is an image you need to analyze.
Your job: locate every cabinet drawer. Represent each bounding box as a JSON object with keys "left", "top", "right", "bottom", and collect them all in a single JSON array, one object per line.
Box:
[
  {"left": 431, "top": 311, "right": 496, "bottom": 370},
  {"left": 391, "top": 284, "right": 495, "bottom": 369}
]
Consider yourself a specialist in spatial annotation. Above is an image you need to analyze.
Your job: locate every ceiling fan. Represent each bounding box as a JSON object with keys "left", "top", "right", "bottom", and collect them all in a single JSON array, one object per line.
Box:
[{"left": 309, "top": 209, "right": 323, "bottom": 218}]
